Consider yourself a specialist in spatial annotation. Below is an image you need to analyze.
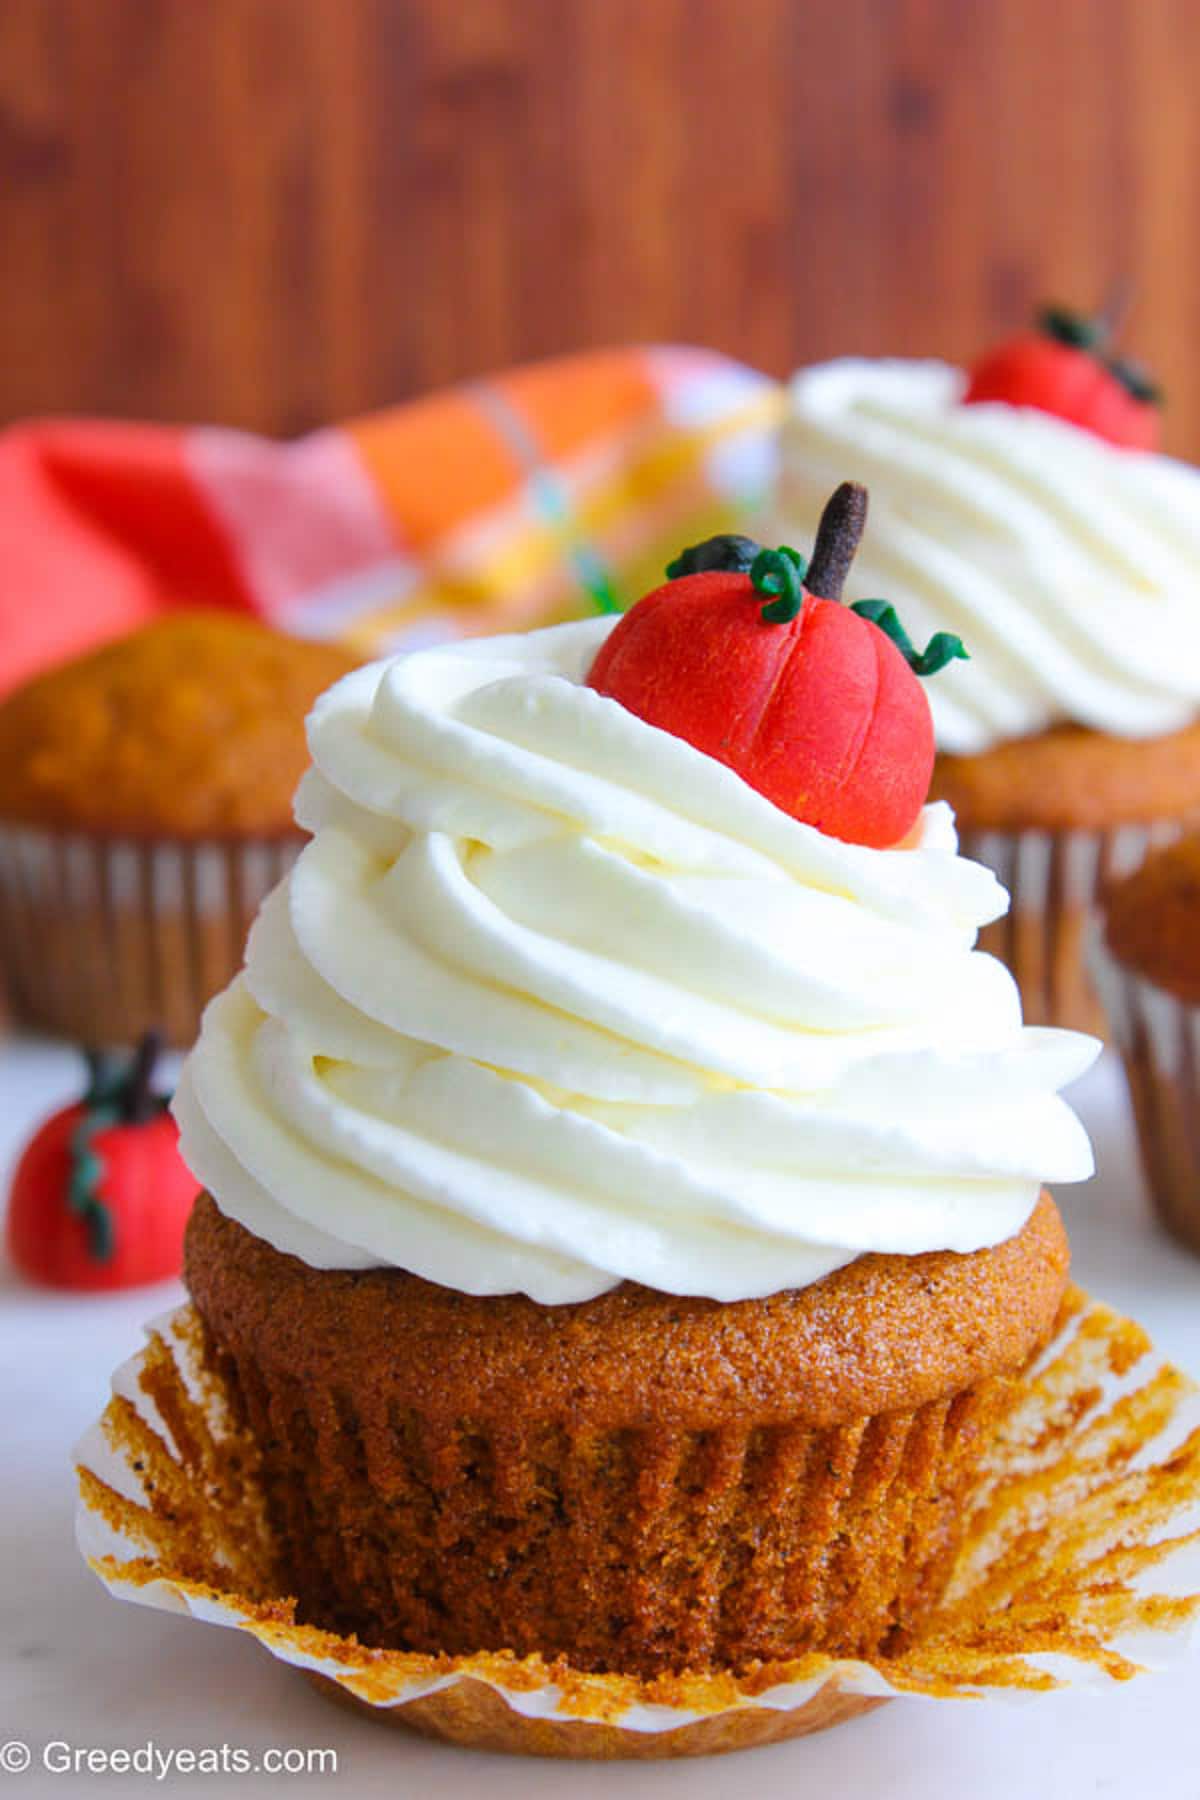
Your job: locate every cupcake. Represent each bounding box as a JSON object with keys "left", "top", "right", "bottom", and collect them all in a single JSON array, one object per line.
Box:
[
  {"left": 172, "top": 487, "right": 1098, "bottom": 1684},
  {"left": 771, "top": 305, "right": 1200, "bottom": 1032},
  {"left": 1095, "top": 834, "right": 1200, "bottom": 1256},
  {"left": 0, "top": 613, "right": 357, "bottom": 1047}
]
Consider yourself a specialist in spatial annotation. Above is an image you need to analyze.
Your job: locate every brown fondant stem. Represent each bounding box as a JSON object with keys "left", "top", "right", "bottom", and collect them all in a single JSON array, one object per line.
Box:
[
  {"left": 805, "top": 481, "right": 869, "bottom": 601},
  {"left": 126, "top": 1028, "right": 162, "bottom": 1123}
]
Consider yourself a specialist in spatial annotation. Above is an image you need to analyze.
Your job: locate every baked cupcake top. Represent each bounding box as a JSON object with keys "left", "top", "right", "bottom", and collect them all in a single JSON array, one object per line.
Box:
[
  {"left": 773, "top": 359, "right": 1200, "bottom": 755},
  {"left": 0, "top": 614, "right": 358, "bottom": 837},
  {"left": 1103, "top": 833, "right": 1200, "bottom": 1003},
  {"left": 176, "top": 503, "right": 1099, "bottom": 1304}
]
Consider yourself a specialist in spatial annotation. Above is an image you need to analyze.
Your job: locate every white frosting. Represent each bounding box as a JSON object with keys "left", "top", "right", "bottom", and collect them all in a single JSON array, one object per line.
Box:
[
  {"left": 773, "top": 359, "right": 1200, "bottom": 754},
  {"left": 177, "top": 619, "right": 1098, "bottom": 1304}
]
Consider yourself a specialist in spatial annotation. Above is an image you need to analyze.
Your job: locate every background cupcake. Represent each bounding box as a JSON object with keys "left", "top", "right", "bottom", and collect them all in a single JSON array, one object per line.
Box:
[
  {"left": 1095, "top": 835, "right": 1200, "bottom": 1257},
  {"left": 771, "top": 313, "right": 1200, "bottom": 1032},
  {"left": 0, "top": 612, "right": 357, "bottom": 1047}
]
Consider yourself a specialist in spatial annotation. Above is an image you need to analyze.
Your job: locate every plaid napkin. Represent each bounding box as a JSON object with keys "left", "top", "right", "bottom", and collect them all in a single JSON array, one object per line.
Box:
[{"left": 0, "top": 345, "right": 781, "bottom": 697}]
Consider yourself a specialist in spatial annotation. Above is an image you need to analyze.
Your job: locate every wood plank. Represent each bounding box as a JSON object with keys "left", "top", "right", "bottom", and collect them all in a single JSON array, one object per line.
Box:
[{"left": 1, "top": 0, "right": 1197, "bottom": 454}]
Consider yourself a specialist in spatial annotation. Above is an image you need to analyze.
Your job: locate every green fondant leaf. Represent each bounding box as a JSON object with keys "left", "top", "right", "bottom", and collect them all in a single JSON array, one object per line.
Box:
[
  {"left": 750, "top": 547, "right": 807, "bottom": 624},
  {"left": 851, "top": 600, "right": 968, "bottom": 678}
]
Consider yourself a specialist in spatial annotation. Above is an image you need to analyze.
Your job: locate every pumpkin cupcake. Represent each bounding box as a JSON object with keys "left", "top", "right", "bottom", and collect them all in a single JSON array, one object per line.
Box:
[
  {"left": 0, "top": 613, "right": 357, "bottom": 1047},
  {"left": 772, "top": 304, "right": 1200, "bottom": 1032},
  {"left": 1095, "top": 834, "right": 1200, "bottom": 1257},
  {"left": 173, "top": 489, "right": 1098, "bottom": 1685}
]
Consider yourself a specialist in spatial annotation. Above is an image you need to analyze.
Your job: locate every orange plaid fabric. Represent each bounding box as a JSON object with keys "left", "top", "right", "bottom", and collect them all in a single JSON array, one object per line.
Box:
[{"left": 0, "top": 345, "right": 781, "bottom": 695}]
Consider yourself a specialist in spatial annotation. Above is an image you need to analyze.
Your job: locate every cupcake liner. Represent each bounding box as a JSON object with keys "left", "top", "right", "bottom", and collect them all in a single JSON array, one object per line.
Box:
[
  {"left": 959, "top": 821, "right": 1186, "bottom": 1035},
  {"left": 1092, "top": 945, "right": 1200, "bottom": 1257},
  {"left": 75, "top": 1291, "right": 1200, "bottom": 1760},
  {"left": 0, "top": 824, "right": 299, "bottom": 1047}
]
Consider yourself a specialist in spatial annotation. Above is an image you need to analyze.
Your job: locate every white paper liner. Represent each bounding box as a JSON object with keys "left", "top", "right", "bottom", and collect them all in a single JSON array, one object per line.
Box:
[
  {"left": 1093, "top": 937, "right": 1200, "bottom": 1081},
  {"left": 1092, "top": 936, "right": 1200, "bottom": 1257},
  {"left": 0, "top": 825, "right": 299, "bottom": 1044},
  {"left": 72, "top": 1289, "right": 1200, "bottom": 1753},
  {"left": 959, "top": 820, "right": 1186, "bottom": 1033}
]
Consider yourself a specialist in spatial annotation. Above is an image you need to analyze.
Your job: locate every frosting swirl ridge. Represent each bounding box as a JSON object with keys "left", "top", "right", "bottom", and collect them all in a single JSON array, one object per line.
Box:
[
  {"left": 774, "top": 358, "right": 1200, "bottom": 754},
  {"left": 177, "top": 619, "right": 1097, "bottom": 1302}
]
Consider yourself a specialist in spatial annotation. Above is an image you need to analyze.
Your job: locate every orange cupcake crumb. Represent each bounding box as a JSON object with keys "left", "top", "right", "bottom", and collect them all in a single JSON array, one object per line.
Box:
[
  {"left": 1104, "top": 833, "right": 1200, "bottom": 1003},
  {"left": 0, "top": 613, "right": 358, "bottom": 838},
  {"left": 185, "top": 1190, "right": 1068, "bottom": 1676},
  {"left": 932, "top": 720, "right": 1200, "bottom": 833}
]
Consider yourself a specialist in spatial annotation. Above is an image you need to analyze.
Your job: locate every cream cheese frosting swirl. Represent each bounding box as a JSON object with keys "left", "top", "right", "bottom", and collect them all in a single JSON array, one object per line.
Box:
[
  {"left": 773, "top": 359, "right": 1200, "bottom": 755},
  {"left": 176, "top": 618, "right": 1098, "bottom": 1303}
]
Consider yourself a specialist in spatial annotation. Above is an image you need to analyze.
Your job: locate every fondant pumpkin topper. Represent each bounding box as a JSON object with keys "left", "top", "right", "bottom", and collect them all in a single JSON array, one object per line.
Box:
[
  {"left": 6, "top": 1031, "right": 198, "bottom": 1292},
  {"left": 962, "top": 288, "right": 1161, "bottom": 450},
  {"left": 587, "top": 482, "right": 967, "bottom": 849}
]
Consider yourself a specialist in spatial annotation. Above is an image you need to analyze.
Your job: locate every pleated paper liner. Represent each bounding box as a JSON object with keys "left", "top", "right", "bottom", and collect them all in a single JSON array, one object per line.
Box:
[
  {"left": 960, "top": 820, "right": 1189, "bottom": 1036},
  {"left": 0, "top": 825, "right": 299, "bottom": 1047},
  {"left": 1092, "top": 944, "right": 1200, "bottom": 1260},
  {"left": 75, "top": 1292, "right": 1200, "bottom": 1761}
]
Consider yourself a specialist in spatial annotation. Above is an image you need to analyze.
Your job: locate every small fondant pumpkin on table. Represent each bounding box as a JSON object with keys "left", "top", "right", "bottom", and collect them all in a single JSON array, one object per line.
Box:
[{"left": 7, "top": 1032, "right": 198, "bottom": 1291}]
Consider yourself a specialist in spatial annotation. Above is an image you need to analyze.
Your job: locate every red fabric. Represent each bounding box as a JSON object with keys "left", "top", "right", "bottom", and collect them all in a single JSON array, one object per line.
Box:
[{"left": 0, "top": 421, "right": 253, "bottom": 697}]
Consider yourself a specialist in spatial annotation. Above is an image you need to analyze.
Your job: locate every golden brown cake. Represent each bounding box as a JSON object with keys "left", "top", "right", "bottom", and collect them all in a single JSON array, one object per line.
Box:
[
  {"left": 1096, "top": 834, "right": 1200, "bottom": 1256},
  {"left": 185, "top": 1189, "right": 1069, "bottom": 1677},
  {"left": 932, "top": 722, "right": 1200, "bottom": 837},
  {"left": 0, "top": 614, "right": 356, "bottom": 1046},
  {"left": 1102, "top": 833, "right": 1200, "bottom": 1002}
]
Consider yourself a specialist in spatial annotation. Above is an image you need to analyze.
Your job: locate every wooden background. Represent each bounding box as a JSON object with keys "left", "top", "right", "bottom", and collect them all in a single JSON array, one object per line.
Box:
[{"left": 3, "top": 0, "right": 1200, "bottom": 451}]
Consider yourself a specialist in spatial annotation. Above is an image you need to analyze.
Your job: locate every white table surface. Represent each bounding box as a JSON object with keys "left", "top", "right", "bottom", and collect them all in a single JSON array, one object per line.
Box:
[{"left": 3, "top": 1035, "right": 1199, "bottom": 1798}]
